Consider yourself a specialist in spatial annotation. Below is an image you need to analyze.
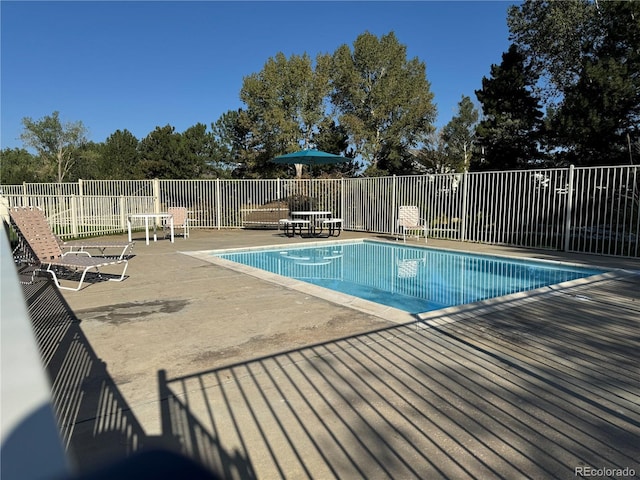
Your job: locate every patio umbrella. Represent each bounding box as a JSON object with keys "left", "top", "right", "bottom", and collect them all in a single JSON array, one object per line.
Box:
[{"left": 271, "top": 149, "right": 348, "bottom": 178}]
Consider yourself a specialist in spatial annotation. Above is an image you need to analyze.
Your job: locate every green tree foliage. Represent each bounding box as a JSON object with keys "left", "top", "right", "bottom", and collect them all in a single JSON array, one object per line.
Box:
[
  {"left": 0, "top": 148, "right": 40, "bottom": 184},
  {"left": 312, "top": 119, "right": 360, "bottom": 177},
  {"left": 508, "top": 0, "right": 596, "bottom": 104},
  {"left": 20, "top": 111, "right": 88, "bottom": 182},
  {"left": 135, "top": 124, "right": 217, "bottom": 179},
  {"left": 441, "top": 96, "right": 479, "bottom": 172},
  {"left": 548, "top": 1, "right": 640, "bottom": 165},
  {"left": 211, "top": 109, "right": 262, "bottom": 178},
  {"left": 508, "top": 0, "right": 640, "bottom": 166},
  {"left": 330, "top": 31, "right": 436, "bottom": 173},
  {"left": 99, "top": 129, "right": 140, "bottom": 179},
  {"left": 68, "top": 141, "right": 103, "bottom": 180},
  {"left": 474, "top": 44, "right": 544, "bottom": 170},
  {"left": 416, "top": 131, "right": 453, "bottom": 174},
  {"left": 137, "top": 125, "right": 183, "bottom": 179},
  {"left": 180, "top": 123, "right": 216, "bottom": 178},
  {"left": 240, "top": 52, "right": 332, "bottom": 177}
]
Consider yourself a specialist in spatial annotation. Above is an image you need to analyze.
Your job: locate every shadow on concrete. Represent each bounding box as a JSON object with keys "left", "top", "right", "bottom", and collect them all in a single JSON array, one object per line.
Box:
[{"left": 18, "top": 268, "right": 243, "bottom": 478}]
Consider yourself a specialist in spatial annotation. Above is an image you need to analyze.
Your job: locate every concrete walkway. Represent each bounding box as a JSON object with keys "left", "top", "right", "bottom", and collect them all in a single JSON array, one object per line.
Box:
[{"left": 46, "top": 229, "right": 640, "bottom": 478}]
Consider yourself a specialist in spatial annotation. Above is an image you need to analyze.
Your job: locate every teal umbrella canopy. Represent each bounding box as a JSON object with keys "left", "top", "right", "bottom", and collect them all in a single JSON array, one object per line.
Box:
[{"left": 271, "top": 149, "right": 347, "bottom": 166}]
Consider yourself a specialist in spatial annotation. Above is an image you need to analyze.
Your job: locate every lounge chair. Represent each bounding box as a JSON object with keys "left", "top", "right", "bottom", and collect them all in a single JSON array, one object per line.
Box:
[
  {"left": 56, "top": 233, "right": 133, "bottom": 260},
  {"left": 8, "top": 205, "right": 134, "bottom": 259},
  {"left": 9, "top": 206, "right": 129, "bottom": 291},
  {"left": 397, "top": 205, "right": 427, "bottom": 243},
  {"left": 164, "top": 207, "right": 189, "bottom": 239}
]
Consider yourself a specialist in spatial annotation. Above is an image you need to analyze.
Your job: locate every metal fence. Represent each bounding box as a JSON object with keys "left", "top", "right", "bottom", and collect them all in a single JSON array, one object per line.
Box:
[{"left": 1, "top": 165, "right": 638, "bottom": 257}]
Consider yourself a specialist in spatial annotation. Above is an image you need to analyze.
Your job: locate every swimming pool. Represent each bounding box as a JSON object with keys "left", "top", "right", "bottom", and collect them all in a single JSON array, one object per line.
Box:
[{"left": 210, "top": 240, "right": 606, "bottom": 315}]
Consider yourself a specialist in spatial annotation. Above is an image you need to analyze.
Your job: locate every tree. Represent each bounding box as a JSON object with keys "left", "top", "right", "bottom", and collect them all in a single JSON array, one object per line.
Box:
[
  {"left": 68, "top": 141, "right": 103, "bottom": 180},
  {"left": 415, "top": 131, "right": 454, "bottom": 174},
  {"left": 330, "top": 31, "right": 436, "bottom": 172},
  {"left": 20, "top": 111, "right": 88, "bottom": 182},
  {"left": 507, "top": 0, "right": 597, "bottom": 105},
  {"left": 441, "top": 96, "right": 479, "bottom": 172},
  {"left": 180, "top": 123, "right": 215, "bottom": 178},
  {"left": 0, "top": 148, "right": 40, "bottom": 184},
  {"left": 508, "top": 0, "right": 640, "bottom": 166},
  {"left": 210, "top": 109, "right": 258, "bottom": 178},
  {"left": 240, "top": 52, "right": 332, "bottom": 177},
  {"left": 312, "top": 118, "right": 360, "bottom": 177},
  {"left": 474, "top": 44, "right": 544, "bottom": 170},
  {"left": 548, "top": 1, "right": 640, "bottom": 165},
  {"left": 100, "top": 129, "right": 140, "bottom": 179},
  {"left": 137, "top": 125, "right": 182, "bottom": 179}
]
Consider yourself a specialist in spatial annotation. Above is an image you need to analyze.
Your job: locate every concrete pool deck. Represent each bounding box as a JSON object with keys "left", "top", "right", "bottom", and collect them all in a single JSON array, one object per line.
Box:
[{"left": 33, "top": 228, "right": 640, "bottom": 478}]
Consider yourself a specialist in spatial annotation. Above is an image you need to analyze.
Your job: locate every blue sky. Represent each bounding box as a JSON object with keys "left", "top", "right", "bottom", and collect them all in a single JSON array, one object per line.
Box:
[{"left": 1, "top": 1, "right": 516, "bottom": 151}]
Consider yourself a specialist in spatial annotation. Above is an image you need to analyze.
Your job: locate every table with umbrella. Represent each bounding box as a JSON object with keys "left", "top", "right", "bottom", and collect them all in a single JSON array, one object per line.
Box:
[
  {"left": 271, "top": 149, "right": 347, "bottom": 237},
  {"left": 271, "top": 148, "right": 349, "bottom": 179}
]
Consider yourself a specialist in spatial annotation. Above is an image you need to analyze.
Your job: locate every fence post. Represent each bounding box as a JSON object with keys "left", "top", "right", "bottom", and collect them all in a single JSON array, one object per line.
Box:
[
  {"left": 563, "top": 164, "right": 575, "bottom": 252},
  {"left": 78, "top": 179, "right": 85, "bottom": 228},
  {"left": 277, "top": 178, "right": 281, "bottom": 202},
  {"left": 70, "top": 195, "right": 79, "bottom": 237},
  {"left": 153, "top": 178, "right": 161, "bottom": 213},
  {"left": 340, "top": 177, "right": 345, "bottom": 227},
  {"left": 460, "top": 171, "right": 469, "bottom": 241},
  {"left": 391, "top": 175, "right": 397, "bottom": 236},
  {"left": 119, "top": 195, "right": 126, "bottom": 232},
  {"left": 215, "top": 178, "right": 222, "bottom": 229}
]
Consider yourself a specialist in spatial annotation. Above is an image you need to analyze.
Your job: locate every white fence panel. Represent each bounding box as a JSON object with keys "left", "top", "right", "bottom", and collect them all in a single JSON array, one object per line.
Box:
[
  {"left": 569, "top": 166, "right": 639, "bottom": 257},
  {"left": 2, "top": 165, "right": 639, "bottom": 257}
]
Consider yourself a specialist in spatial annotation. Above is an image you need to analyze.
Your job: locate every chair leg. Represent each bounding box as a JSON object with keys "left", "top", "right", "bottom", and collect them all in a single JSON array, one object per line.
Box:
[{"left": 45, "top": 261, "right": 128, "bottom": 291}]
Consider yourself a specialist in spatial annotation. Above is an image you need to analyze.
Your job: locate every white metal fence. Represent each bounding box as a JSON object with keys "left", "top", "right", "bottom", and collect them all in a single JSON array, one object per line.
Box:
[{"left": 2, "top": 165, "right": 638, "bottom": 257}]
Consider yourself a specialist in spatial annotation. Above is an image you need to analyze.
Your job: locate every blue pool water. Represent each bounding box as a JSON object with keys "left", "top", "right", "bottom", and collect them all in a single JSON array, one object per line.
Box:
[{"left": 214, "top": 241, "right": 606, "bottom": 314}]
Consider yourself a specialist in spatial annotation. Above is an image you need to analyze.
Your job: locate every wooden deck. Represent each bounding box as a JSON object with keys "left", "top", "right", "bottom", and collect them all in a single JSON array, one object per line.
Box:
[{"left": 160, "top": 269, "right": 640, "bottom": 479}]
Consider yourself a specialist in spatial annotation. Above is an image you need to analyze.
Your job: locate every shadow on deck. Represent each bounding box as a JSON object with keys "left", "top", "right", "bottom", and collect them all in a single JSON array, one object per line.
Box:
[{"left": 158, "top": 272, "right": 640, "bottom": 479}]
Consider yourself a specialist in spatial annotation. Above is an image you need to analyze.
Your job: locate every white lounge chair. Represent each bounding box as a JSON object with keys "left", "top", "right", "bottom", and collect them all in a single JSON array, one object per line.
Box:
[{"left": 9, "top": 206, "right": 129, "bottom": 291}]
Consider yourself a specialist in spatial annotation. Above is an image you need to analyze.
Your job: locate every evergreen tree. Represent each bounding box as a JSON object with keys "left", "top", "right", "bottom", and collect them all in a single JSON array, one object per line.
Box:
[
  {"left": 508, "top": 0, "right": 640, "bottom": 166},
  {"left": 474, "top": 44, "right": 544, "bottom": 170},
  {"left": 137, "top": 125, "right": 183, "bottom": 179},
  {"left": 312, "top": 119, "right": 360, "bottom": 177},
  {"left": 100, "top": 129, "right": 140, "bottom": 179},
  {"left": 180, "top": 123, "right": 215, "bottom": 178},
  {"left": 547, "top": 1, "right": 640, "bottom": 165}
]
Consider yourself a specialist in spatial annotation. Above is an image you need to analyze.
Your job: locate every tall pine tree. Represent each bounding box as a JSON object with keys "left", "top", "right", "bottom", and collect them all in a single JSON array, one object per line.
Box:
[{"left": 474, "top": 45, "right": 544, "bottom": 170}]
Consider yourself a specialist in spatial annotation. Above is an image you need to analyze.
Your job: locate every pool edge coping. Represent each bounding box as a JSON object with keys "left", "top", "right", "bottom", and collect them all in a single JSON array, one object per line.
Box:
[{"left": 180, "top": 239, "right": 632, "bottom": 326}]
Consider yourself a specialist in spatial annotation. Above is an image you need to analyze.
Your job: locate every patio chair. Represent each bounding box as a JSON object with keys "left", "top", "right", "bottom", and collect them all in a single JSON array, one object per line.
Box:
[
  {"left": 164, "top": 207, "right": 190, "bottom": 239},
  {"left": 9, "top": 206, "right": 129, "bottom": 291},
  {"left": 396, "top": 205, "right": 427, "bottom": 243},
  {"left": 16, "top": 206, "right": 134, "bottom": 259}
]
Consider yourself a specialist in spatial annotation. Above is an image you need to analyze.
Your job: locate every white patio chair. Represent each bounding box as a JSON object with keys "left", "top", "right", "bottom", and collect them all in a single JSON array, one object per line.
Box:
[
  {"left": 9, "top": 206, "right": 129, "bottom": 291},
  {"left": 164, "top": 207, "right": 190, "bottom": 239},
  {"left": 396, "top": 206, "right": 427, "bottom": 243}
]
